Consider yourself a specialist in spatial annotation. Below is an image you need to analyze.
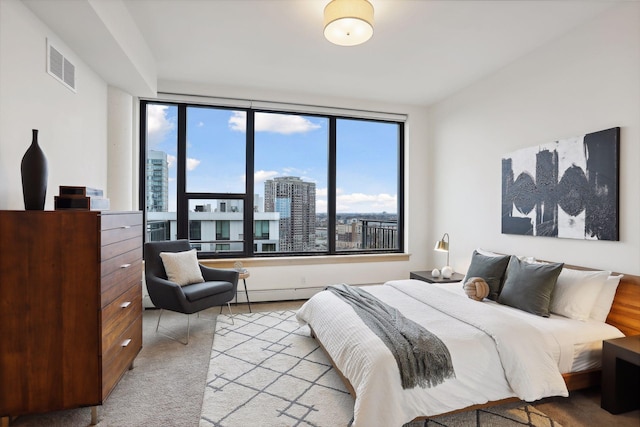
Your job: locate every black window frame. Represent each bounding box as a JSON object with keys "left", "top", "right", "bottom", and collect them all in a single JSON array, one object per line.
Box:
[{"left": 139, "top": 99, "right": 405, "bottom": 259}]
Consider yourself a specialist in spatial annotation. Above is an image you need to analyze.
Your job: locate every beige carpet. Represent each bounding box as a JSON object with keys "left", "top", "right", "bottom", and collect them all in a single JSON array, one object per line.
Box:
[
  {"left": 201, "top": 310, "right": 561, "bottom": 427},
  {"left": 8, "top": 302, "right": 640, "bottom": 427},
  {"left": 9, "top": 307, "right": 218, "bottom": 426}
]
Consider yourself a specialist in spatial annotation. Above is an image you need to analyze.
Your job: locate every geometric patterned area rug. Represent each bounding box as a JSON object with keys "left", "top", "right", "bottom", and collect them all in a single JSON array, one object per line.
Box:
[
  {"left": 200, "top": 310, "right": 562, "bottom": 427},
  {"left": 200, "top": 310, "right": 353, "bottom": 426}
]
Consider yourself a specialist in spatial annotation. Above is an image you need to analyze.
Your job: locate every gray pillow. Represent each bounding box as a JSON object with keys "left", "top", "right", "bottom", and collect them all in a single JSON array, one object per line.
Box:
[
  {"left": 498, "top": 257, "right": 564, "bottom": 317},
  {"left": 465, "top": 250, "right": 511, "bottom": 300}
]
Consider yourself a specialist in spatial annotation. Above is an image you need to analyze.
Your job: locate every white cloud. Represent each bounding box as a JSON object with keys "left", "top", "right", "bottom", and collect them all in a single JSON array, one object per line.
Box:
[
  {"left": 167, "top": 153, "right": 200, "bottom": 172},
  {"left": 167, "top": 154, "right": 176, "bottom": 168},
  {"left": 229, "top": 111, "right": 321, "bottom": 134},
  {"left": 315, "top": 188, "right": 395, "bottom": 213},
  {"left": 186, "top": 158, "right": 200, "bottom": 171},
  {"left": 197, "top": 121, "right": 204, "bottom": 127},
  {"left": 147, "top": 105, "right": 175, "bottom": 146},
  {"left": 336, "top": 192, "right": 397, "bottom": 213},
  {"left": 229, "top": 111, "right": 246, "bottom": 132},
  {"left": 254, "top": 170, "right": 280, "bottom": 184}
]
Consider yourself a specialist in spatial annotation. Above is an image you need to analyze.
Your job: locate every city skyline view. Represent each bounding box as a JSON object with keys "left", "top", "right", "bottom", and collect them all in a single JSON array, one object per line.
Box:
[{"left": 146, "top": 104, "right": 399, "bottom": 214}]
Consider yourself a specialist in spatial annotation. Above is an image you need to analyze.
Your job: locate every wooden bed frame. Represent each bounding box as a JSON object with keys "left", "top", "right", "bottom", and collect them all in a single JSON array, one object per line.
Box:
[{"left": 310, "top": 265, "right": 640, "bottom": 419}]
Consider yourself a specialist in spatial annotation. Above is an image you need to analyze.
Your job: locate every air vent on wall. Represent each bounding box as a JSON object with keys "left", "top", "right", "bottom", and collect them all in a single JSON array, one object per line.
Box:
[{"left": 47, "top": 39, "right": 76, "bottom": 92}]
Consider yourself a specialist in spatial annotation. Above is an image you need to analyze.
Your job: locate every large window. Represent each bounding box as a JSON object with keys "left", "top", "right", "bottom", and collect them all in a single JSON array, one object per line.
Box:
[
  {"left": 254, "top": 112, "right": 328, "bottom": 254},
  {"left": 336, "top": 119, "right": 400, "bottom": 252},
  {"left": 140, "top": 100, "right": 404, "bottom": 258}
]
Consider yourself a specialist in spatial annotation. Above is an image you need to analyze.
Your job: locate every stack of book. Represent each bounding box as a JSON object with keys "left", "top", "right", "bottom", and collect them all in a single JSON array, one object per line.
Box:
[{"left": 54, "top": 186, "right": 110, "bottom": 211}]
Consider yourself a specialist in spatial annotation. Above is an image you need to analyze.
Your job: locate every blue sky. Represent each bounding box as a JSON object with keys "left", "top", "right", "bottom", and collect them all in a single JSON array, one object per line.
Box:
[{"left": 146, "top": 104, "right": 398, "bottom": 213}]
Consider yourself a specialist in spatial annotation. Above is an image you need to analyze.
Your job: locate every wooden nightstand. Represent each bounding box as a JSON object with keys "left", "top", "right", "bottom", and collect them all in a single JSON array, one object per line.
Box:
[
  {"left": 410, "top": 271, "right": 465, "bottom": 284},
  {"left": 601, "top": 335, "right": 640, "bottom": 414}
]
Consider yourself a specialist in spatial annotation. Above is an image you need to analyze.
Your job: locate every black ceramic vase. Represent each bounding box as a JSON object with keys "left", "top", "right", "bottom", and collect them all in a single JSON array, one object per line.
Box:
[{"left": 21, "top": 129, "right": 48, "bottom": 210}]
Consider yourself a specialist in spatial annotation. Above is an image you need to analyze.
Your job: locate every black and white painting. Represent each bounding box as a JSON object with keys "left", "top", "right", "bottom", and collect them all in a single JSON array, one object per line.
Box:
[{"left": 501, "top": 127, "right": 619, "bottom": 241}]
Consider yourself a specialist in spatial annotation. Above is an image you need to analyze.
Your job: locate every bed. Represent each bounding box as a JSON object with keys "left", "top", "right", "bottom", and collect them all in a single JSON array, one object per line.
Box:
[{"left": 295, "top": 255, "right": 640, "bottom": 427}]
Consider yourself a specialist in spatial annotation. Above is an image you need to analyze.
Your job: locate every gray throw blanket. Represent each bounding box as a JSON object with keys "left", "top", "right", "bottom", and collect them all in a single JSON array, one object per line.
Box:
[{"left": 326, "top": 284, "right": 455, "bottom": 390}]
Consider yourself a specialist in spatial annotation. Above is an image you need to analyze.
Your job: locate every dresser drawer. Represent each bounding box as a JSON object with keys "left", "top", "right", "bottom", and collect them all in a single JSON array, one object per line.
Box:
[
  {"left": 102, "top": 284, "right": 141, "bottom": 352},
  {"left": 100, "top": 212, "right": 142, "bottom": 232},
  {"left": 101, "top": 258, "right": 142, "bottom": 308},
  {"left": 101, "top": 246, "right": 142, "bottom": 278},
  {"left": 102, "top": 224, "right": 143, "bottom": 247},
  {"left": 101, "top": 237, "right": 142, "bottom": 263},
  {"left": 101, "top": 315, "right": 142, "bottom": 400}
]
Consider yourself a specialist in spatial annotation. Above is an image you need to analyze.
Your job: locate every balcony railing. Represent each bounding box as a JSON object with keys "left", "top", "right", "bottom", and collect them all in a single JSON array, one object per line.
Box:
[{"left": 361, "top": 220, "right": 398, "bottom": 250}]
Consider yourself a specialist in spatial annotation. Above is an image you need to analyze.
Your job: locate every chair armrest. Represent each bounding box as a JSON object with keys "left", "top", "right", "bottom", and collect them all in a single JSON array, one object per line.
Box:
[
  {"left": 145, "top": 274, "right": 190, "bottom": 312},
  {"left": 199, "top": 265, "right": 239, "bottom": 287}
]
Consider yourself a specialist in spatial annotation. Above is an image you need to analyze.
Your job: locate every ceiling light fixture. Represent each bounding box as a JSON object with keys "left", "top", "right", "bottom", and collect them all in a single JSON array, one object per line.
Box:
[{"left": 324, "top": 0, "right": 374, "bottom": 47}]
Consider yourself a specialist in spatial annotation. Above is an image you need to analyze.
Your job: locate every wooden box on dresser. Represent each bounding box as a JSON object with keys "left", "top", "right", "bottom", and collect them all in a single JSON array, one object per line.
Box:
[{"left": 0, "top": 210, "right": 143, "bottom": 426}]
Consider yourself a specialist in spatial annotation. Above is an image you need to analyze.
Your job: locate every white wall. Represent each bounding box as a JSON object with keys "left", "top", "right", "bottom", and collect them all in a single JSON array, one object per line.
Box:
[
  {"left": 428, "top": 3, "right": 640, "bottom": 275},
  {"left": 0, "top": 0, "right": 108, "bottom": 210}
]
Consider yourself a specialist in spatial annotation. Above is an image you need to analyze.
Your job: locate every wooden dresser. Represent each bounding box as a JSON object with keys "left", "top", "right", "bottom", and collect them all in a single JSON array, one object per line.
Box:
[{"left": 0, "top": 210, "right": 143, "bottom": 425}]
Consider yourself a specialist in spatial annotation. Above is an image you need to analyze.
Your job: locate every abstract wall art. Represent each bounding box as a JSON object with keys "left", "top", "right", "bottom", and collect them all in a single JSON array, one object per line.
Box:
[{"left": 501, "top": 127, "right": 619, "bottom": 241}]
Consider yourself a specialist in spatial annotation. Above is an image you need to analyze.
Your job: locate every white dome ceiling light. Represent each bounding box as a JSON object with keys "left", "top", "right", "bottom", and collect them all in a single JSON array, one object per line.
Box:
[{"left": 324, "top": 0, "right": 374, "bottom": 47}]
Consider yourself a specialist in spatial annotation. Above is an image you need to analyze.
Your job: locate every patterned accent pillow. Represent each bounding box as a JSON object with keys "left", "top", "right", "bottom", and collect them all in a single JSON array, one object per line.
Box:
[{"left": 464, "top": 277, "right": 490, "bottom": 301}]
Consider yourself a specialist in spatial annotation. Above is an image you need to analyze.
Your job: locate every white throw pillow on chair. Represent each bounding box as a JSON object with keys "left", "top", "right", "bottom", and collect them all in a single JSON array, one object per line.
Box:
[{"left": 160, "top": 249, "right": 205, "bottom": 286}]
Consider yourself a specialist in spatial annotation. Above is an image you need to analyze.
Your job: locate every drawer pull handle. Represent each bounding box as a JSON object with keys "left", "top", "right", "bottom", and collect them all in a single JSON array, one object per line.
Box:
[
  {"left": 121, "top": 225, "right": 131, "bottom": 229},
  {"left": 120, "top": 301, "right": 131, "bottom": 309},
  {"left": 121, "top": 339, "right": 132, "bottom": 347},
  {"left": 120, "top": 263, "right": 131, "bottom": 269}
]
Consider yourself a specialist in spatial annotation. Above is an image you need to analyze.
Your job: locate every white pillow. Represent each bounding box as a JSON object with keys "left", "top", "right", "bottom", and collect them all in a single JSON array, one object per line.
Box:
[
  {"left": 589, "top": 275, "right": 623, "bottom": 322},
  {"left": 476, "top": 248, "right": 535, "bottom": 263},
  {"left": 159, "top": 249, "right": 205, "bottom": 286},
  {"left": 476, "top": 248, "right": 502, "bottom": 257},
  {"left": 549, "top": 268, "right": 609, "bottom": 321}
]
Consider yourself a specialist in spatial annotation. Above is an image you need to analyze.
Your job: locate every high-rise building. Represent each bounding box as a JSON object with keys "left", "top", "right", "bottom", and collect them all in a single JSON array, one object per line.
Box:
[
  {"left": 146, "top": 150, "right": 168, "bottom": 212},
  {"left": 264, "top": 177, "right": 316, "bottom": 252}
]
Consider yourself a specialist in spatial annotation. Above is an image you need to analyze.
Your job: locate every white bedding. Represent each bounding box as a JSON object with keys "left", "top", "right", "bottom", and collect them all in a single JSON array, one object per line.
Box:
[
  {"left": 432, "top": 281, "right": 625, "bottom": 372},
  {"left": 295, "top": 279, "right": 624, "bottom": 427}
]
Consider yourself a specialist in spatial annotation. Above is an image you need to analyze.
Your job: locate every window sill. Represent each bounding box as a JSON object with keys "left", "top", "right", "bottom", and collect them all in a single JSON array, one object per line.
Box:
[{"left": 200, "top": 252, "right": 410, "bottom": 269}]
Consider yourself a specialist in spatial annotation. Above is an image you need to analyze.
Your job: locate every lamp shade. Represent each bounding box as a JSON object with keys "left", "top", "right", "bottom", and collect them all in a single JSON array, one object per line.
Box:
[
  {"left": 324, "top": 0, "right": 374, "bottom": 46},
  {"left": 434, "top": 239, "right": 449, "bottom": 252}
]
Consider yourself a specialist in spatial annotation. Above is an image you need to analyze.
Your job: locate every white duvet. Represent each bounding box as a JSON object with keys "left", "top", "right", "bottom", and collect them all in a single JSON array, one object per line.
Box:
[{"left": 296, "top": 280, "right": 572, "bottom": 427}]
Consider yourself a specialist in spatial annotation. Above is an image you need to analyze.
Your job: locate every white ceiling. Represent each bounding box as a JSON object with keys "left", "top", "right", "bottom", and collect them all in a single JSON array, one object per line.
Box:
[
  {"left": 123, "top": 0, "right": 619, "bottom": 106},
  {"left": 28, "top": 0, "right": 623, "bottom": 106}
]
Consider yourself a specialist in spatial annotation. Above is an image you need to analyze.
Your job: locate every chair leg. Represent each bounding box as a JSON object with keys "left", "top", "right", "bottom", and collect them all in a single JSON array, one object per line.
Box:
[
  {"left": 243, "top": 278, "right": 252, "bottom": 313},
  {"left": 155, "top": 308, "right": 164, "bottom": 332},
  {"left": 185, "top": 315, "right": 190, "bottom": 344},
  {"left": 155, "top": 308, "right": 190, "bottom": 345},
  {"left": 227, "top": 302, "right": 234, "bottom": 325}
]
